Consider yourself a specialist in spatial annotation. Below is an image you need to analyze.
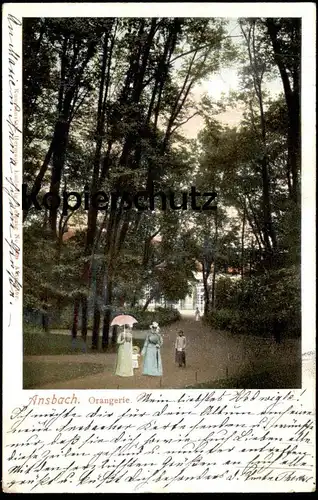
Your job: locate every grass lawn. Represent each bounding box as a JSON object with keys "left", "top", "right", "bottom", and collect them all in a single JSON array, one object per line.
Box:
[
  {"left": 24, "top": 332, "right": 144, "bottom": 356},
  {"left": 186, "top": 363, "right": 301, "bottom": 389},
  {"left": 23, "top": 361, "right": 106, "bottom": 389}
]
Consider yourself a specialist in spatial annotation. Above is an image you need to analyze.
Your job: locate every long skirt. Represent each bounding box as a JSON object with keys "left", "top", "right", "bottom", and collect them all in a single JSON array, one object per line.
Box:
[
  {"left": 115, "top": 342, "right": 133, "bottom": 377},
  {"left": 175, "top": 350, "right": 186, "bottom": 366},
  {"left": 142, "top": 345, "right": 162, "bottom": 376}
]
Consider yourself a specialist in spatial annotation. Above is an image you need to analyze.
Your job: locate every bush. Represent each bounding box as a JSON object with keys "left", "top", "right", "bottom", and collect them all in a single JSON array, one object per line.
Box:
[
  {"left": 206, "top": 308, "right": 243, "bottom": 333},
  {"left": 207, "top": 308, "right": 232, "bottom": 330},
  {"left": 206, "top": 266, "right": 301, "bottom": 338},
  {"left": 24, "top": 304, "right": 181, "bottom": 332},
  {"left": 122, "top": 306, "right": 181, "bottom": 330},
  {"left": 24, "top": 323, "right": 44, "bottom": 334},
  {"left": 215, "top": 276, "right": 237, "bottom": 309},
  {"left": 207, "top": 307, "right": 300, "bottom": 338}
]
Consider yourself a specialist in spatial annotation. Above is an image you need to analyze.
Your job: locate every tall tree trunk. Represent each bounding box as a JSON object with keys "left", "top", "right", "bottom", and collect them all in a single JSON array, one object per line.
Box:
[
  {"left": 142, "top": 291, "right": 155, "bottom": 312},
  {"left": 202, "top": 267, "right": 210, "bottom": 317},
  {"left": 259, "top": 138, "right": 277, "bottom": 259},
  {"left": 72, "top": 297, "right": 80, "bottom": 339},
  {"left": 249, "top": 238, "right": 255, "bottom": 277},
  {"left": 80, "top": 29, "right": 112, "bottom": 341},
  {"left": 246, "top": 196, "right": 266, "bottom": 250},
  {"left": 241, "top": 203, "right": 246, "bottom": 279},
  {"left": 41, "top": 290, "right": 49, "bottom": 333},
  {"left": 258, "top": 77, "right": 277, "bottom": 257},
  {"left": 211, "top": 208, "right": 218, "bottom": 309},
  {"left": 42, "top": 306, "right": 49, "bottom": 333},
  {"left": 289, "top": 93, "right": 300, "bottom": 204},
  {"left": 211, "top": 263, "right": 217, "bottom": 310},
  {"left": 242, "top": 20, "right": 277, "bottom": 266},
  {"left": 92, "top": 303, "right": 101, "bottom": 350},
  {"left": 102, "top": 278, "right": 113, "bottom": 350},
  {"left": 81, "top": 295, "right": 88, "bottom": 342},
  {"left": 102, "top": 310, "right": 111, "bottom": 351},
  {"left": 23, "top": 138, "right": 56, "bottom": 223},
  {"left": 111, "top": 325, "right": 118, "bottom": 346},
  {"left": 49, "top": 120, "right": 70, "bottom": 234},
  {"left": 91, "top": 262, "right": 107, "bottom": 349},
  {"left": 265, "top": 19, "right": 300, "bottom": 204},
  {"left": 23, "top": 20, "right": 47, "bottom": 130}
]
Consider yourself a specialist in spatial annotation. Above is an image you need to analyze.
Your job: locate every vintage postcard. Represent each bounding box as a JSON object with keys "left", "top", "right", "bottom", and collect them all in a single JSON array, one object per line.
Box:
[{"left": 2, "top": 2, "right": 316, "bottom": 493}]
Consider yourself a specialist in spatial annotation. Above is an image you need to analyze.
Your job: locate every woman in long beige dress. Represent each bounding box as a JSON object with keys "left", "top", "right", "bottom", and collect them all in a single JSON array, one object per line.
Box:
[{"left": 115, "top": 327, "right": 133, "bottom": 377}]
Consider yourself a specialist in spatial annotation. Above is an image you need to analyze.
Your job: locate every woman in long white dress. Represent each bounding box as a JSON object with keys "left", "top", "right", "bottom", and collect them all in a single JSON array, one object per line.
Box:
[
  {"left": 195, "top": 307, "right": 200, "bottom": 321},
  {"left": 115, "top": 326, "right": 134, "bottom": 377}
]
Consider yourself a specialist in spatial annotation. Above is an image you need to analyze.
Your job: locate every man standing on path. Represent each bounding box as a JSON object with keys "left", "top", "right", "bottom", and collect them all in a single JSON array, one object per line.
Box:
[{"left": 175, "top": 330, "right": 186, "bottom": 367}]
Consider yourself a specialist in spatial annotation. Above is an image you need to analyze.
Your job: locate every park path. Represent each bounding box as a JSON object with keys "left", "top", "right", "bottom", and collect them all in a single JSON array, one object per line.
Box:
[{"left": 25, "top": 315, "right": 301, "bottom": 389}]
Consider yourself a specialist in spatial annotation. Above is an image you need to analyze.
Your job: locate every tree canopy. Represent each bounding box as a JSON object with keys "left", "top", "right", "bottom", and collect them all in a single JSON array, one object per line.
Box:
[{"left": 23, "top": 17, "right": 301, "bottom": 347}]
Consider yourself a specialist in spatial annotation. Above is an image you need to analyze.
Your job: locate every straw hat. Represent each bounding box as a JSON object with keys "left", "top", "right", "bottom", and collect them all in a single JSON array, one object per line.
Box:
[{"left": 150, "top": 321, "right": 159, "bottom": 330}]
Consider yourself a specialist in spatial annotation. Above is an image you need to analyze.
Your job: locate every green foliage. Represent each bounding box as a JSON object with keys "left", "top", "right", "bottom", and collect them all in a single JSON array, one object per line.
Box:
[
  {"left": 23, "top": 222, "right": 86, "bottom": 313},
  {"left": 206, "top": 266, "right": 300, "bottom": 338},
  {"left": 22, "top": 17, "right": 301, "bottom": 343},
  {"left": 31, "top": 305, "right": 181, "bottom": 331},
  {"left": 206, "top": 308, "right": 237, "bottom": 331},
  {"left": 119, "top": 307, "right": 181, "bottom": 330},
  {"left": 158, "top": 269, "right": 191, "bottom": 302},
  {"left": 214, "top": 276, "right": 238, "bottom": 308}
]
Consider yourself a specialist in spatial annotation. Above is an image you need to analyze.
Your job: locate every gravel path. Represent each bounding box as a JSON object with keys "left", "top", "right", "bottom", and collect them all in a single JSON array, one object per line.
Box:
[{"left": 25, "top": 316, "right": 301, "bottom": 389}]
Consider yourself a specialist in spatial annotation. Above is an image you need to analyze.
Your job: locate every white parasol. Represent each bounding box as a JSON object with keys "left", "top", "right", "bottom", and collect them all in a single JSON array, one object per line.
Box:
[{"left": 110, "top": 314, "right": 138, "bottom": 334}]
